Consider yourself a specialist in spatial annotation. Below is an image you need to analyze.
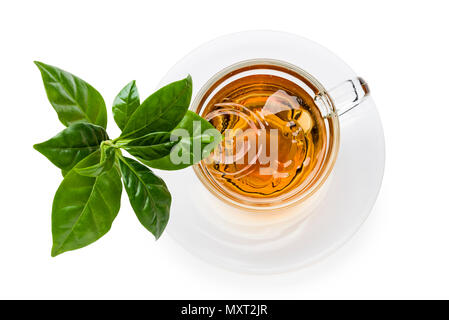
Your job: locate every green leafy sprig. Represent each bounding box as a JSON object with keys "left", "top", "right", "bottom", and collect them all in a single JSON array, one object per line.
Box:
[{"left": 33, "top": 61, "right": 221, "bottom": 257}]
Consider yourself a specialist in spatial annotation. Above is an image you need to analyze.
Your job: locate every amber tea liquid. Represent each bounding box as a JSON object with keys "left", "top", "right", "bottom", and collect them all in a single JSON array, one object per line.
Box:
[{"left": 199, "top": 72, "right": 328, "bottom": 203}]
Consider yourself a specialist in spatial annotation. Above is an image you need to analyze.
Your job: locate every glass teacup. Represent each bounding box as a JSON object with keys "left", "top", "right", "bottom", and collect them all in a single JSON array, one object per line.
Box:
[{"left": 192, "top": 59, "right": 369, "bottom": 210}]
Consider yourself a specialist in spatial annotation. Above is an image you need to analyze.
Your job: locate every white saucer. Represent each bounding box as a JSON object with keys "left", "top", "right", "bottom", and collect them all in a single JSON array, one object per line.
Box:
[{"left": 156, "top": 31, "right": 385, "bottom": 273}]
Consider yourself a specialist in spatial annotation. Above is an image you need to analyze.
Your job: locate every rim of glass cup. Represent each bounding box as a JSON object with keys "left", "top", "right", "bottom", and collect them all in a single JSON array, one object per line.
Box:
[{"left": 192, "top": 58, "right": 341, "bottom": 211}]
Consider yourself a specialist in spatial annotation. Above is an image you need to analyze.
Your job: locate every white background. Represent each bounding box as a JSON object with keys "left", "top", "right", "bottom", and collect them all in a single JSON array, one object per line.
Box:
[{"left": 1, "top": 0, "right": 448, "bottom": 299}]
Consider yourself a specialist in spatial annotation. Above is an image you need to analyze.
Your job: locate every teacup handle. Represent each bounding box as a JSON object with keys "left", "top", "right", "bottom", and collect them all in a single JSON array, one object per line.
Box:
[{"left": 325, "top": 77, "right": 370, "bottom": 116}]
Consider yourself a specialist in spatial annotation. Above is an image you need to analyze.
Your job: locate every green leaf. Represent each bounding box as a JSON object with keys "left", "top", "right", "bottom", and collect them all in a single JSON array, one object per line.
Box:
[
  {"left": 118, "top": 156, "right": 171, "bottom": 239},
  {"left": 119, "top": 132, "right": 178, "bottom": 161},
  {"left": 34, "top": 61, "right": 107, "bottom": 128},
  {"left": 51, "top": 151, "right": 122, "bottom": 256},
  {"left": 120, "top": 75, "right": 192, "bottom": 139},
  {"left": 112, "top": 80, "right": 140, "bottom": 131},
  {"left": 140, "top": 111, "right": 222, "bottom": 170},
  {"left": 75, "top": 144, "right": 116, "bottom": 177},
  {"left": 33, "top": 122, "right": 109, "bottom": 172}
]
